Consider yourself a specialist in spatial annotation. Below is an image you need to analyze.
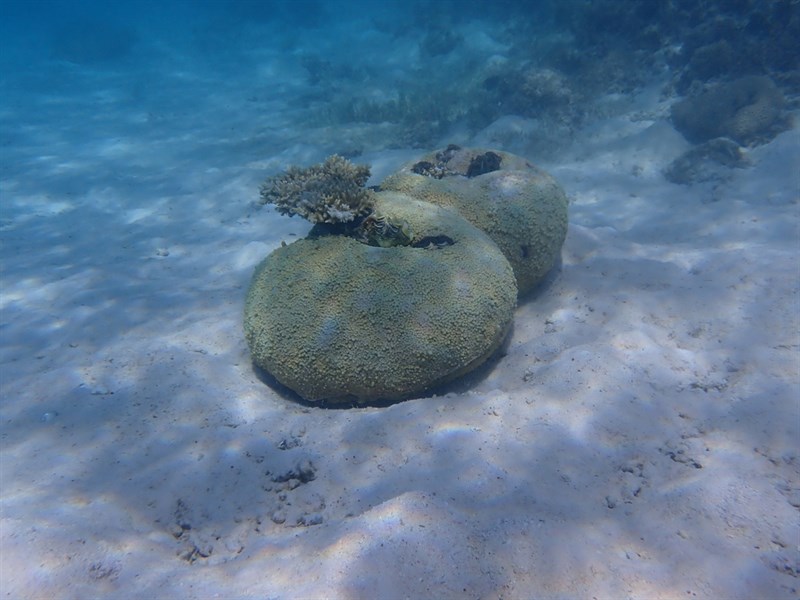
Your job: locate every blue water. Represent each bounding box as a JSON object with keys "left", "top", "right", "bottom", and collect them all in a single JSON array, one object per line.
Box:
[
  {"left": 1, "top": 2, "right": 798, "bottom": 597},
  {"left": 1, "top": 0, "right": 796, "bottom": 165}
]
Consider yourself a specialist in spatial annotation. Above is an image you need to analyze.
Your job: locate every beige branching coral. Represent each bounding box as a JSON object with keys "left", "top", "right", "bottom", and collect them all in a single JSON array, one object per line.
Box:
[{"left": 259, "top": 155, "right": 374, "bottom": 224}]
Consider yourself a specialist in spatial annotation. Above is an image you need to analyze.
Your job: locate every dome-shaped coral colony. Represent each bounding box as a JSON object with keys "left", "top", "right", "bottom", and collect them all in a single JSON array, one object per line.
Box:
[{"left": 244, "top": 147, "right": 568, "bottom": 404}]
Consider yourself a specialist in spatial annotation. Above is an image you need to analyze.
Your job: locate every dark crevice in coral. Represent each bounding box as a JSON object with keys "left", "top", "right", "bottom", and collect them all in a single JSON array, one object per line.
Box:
[
  {"left": 411, "top": 160, "right": 439, "bottom": 176},
  {"left": 355, "top": 212, "right": 413, "bottom": 248},
  {"left": 466, "top": 151, "right": 502, "bottom": 178},
  {"left": 410, "top": 146, "right": 504, "bottom": 179},
  {"left": 308, "top": 211, "right": 415, "bottom": 248},
  {"left": 411, "top": 235, "right": 455, "bottom": 249},
  {"left": 410, "top": 144, "right": 462, "bottom": 179}
]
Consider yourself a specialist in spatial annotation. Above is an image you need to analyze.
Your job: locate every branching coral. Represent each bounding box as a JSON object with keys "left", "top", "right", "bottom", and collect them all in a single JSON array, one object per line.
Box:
[{"left": 259, "top": 155, "right": 374, "bottom": 224}]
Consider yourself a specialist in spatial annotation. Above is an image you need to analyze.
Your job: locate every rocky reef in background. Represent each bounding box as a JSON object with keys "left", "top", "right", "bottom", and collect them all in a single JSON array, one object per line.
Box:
[{"left": 300, "top": 0, "right": 798, "bottom": 152}]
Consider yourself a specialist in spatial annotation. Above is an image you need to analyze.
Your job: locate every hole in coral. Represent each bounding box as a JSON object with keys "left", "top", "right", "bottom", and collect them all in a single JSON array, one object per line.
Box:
[
  {"left": 411, "top": 160, "right": 451, "bottom": 179},
  {"left": 466, "top": 152, "right": 502, "bottom": 178},
  {"left": 412, "top": 235, "right": 455, "bottom": 249},
  {"left": 411, "top": 160, "right": 438, "bottom": 176}
]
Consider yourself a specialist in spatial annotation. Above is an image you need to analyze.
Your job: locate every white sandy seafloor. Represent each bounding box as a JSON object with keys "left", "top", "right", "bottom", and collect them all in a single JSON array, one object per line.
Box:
[{"left": 2, "top": 36, "right": 800, "bottom": 600}]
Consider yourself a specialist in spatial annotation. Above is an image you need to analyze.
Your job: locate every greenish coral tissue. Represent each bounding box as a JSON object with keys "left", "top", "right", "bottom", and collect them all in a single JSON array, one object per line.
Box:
[
  {"left": 245, "top": 146, "right": 568, "bottom": 404},
  {"left": 245, "top": 193, "right": 516, "bottom": 403},
  {"left": 381, "top": 146, "right": 569, "bottom": 295}
]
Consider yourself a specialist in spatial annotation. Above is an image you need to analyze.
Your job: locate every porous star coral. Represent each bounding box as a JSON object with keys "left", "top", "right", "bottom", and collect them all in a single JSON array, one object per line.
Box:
[
  {"left": 244, "top": 193, "right": 516, "bottom": 404},
  {"left": 259, "top": 154, "right": 374, "bottom": 224},
  {"left": 381, "top": 146, "right": 568, "bottom": 296}
]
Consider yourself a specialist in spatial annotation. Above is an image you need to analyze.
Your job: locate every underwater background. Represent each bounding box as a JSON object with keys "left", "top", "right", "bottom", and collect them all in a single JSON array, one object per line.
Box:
[
  {"left": 1, "top": 0, "right": 798, "bottom": 598},
  {"left": 3, "top": 0, "right": 797, "bottom": 165}
]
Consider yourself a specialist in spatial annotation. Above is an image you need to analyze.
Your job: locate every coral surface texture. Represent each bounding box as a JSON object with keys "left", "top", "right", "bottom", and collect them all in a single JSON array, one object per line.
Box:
[
  {"left": 382, "top": 146, "right": 569, "bottom": 295},
  {"left": 244, "top": 192, "right": 517, "bottom": 403}
]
